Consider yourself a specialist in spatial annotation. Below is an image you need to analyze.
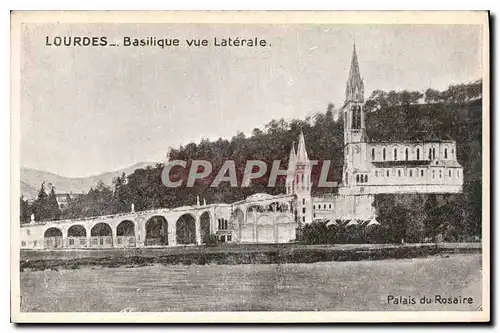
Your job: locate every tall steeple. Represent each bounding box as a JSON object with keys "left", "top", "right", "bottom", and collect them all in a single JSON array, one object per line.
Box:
[
  {"left": 345, "top": 41, "right": 364, "bottom": 103},
  {"left": 296, "top": 131, "right": 310, "bottom": 164}
]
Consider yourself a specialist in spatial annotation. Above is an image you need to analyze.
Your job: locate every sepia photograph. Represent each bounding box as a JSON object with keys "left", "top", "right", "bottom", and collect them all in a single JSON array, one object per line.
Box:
[{"left": 10, "top": 11, "right": 490, "bottom": 323}]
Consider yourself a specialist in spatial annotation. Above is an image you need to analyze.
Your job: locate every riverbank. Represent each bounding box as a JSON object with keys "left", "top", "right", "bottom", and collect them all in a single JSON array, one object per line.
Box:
[{"left": 20, "top": 242, "right": 481, "bottom": 271}]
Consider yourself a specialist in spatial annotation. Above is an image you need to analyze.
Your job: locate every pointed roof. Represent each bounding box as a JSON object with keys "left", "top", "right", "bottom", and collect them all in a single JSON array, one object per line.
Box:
[
  {"left": 348, "top": 42, "right": 362, "bottom": 85},
  {"left": 296, "top": 131, "right": 309, "bottom": 163},
  {"left": 345, "top": 41, "right": 364, "bottom": 103}
]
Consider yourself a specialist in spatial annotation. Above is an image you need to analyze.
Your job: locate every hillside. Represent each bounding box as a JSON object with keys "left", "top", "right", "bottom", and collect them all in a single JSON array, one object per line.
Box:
[{"left": 20, "top": 162, "right": 157, "bottom": 199}]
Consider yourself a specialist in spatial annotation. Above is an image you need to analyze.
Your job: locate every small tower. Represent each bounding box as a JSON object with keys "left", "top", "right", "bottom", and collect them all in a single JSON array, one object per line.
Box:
[{"left": 291, "top": 131, "right": 313, "bottom": 224}]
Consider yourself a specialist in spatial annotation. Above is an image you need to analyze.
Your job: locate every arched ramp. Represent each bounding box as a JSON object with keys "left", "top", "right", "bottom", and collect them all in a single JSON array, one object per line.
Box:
[
  {"left": 44, "top": 227, "right": 63, "bottom": 249},
  {"left": 67, "top": 225, "right": 87, "bottom": 248},
  {"left": 116, "top": 220, "right": 136, "bottom": 247},
  {"left": 90, "top": 222, "right": 113, "bottom": 248},
  {"left": 199, "top": 212, "right": 211, "bottom": 244},
  {"left": 176, "top": 214, "right": 196, "bottom": 245},
  {"left": 145, "top": 216, "right": 168, "bottom": 246}
]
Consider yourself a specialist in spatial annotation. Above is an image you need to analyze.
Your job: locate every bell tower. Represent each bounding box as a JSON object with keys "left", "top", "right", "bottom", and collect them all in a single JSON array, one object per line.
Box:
[{"left": 342, "top": 42, "right": 369, "bottom": 191}]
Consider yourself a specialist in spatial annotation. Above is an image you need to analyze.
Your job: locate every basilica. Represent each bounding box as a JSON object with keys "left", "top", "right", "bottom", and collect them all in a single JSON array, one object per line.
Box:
[{"left": 20, "top": 44, "right": 463, "bottom": 250}]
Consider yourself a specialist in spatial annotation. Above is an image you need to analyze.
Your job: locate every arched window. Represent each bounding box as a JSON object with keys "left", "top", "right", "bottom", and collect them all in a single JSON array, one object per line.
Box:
[
  {"left": 398, "top": 170, "right": 401, "bottom": 177},
  {"left": 351, "top": 105, "right": 362, "bottom": 129},
  {"left": 416, "top": 148, "right": 420, "bottom": 160},
  {"left": 429, "top": 149, "right": 432, "bottom": 160},
  {"left": 345, "top": 172, "right": 348, "bottom": 185},
  {"left": 444, "top": 148, "right": 448, "bottom": 159},
  {"left": 371, "top": 148, "right": 375, "bottom": 160},
  {"left": 302, "top": 198, "right": 305, "bottom": 205},
  {"left": 433, "top": 147, "right": 436, "bottom": 159},
  {"left": 383, "top": 148, "right": 386, "bottom": 160},
  {"left": 439, "top": 170, "right": 442, "bottom": 178},
  {"left": 386, "top": 170, "right": 389, "bottom": 177},
  {"left": 421, "top": 170, "right": 424, "bottom": 177},
  {"left": 394, "top": 148, "right": 398, "bottom": 161},
  {"left": 356, "top": 174, "right": 360, "bottom": 183},
  {"left": 449, "top": 169, "right": 452, "bottom": 177},
  {"left": 405, "top": 148, "right": 409, "bottom": 160},
  {"left": 364, "top": 174, "right": 368, "bottom": 183},
  {"left": 410, "top": 170, "right": 413, "bottom": 177}
]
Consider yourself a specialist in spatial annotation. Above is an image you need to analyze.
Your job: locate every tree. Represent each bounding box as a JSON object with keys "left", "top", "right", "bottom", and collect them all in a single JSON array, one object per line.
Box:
[
  {"left": 32, "top": 182, "right": 49, "bottom": 221},
  {"left": 20, "top": 196, "right": 31, "bottom": 224},
  {"left": 424, "top": 88, "right": 440, "bottom": 103},
  {"left": 47, "top": 187, "right": 61, "bottom": 220}
]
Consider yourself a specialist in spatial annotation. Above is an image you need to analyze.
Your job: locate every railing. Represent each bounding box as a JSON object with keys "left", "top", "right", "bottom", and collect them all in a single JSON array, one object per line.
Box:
[
  {"left": 44, "top": 236, "right": 63, "bottom": 249},
  {"left": 67, "top": 236, "right": 87, "bottom": 248},
  {"left": 116, "top": 236, "right": 137, "bottom": 247},
  {"left": 144, "top": 238, "right": 167, "bottom": 246},
  {"left": 89, "top": 236, "right": 113, "bottom": 248}
]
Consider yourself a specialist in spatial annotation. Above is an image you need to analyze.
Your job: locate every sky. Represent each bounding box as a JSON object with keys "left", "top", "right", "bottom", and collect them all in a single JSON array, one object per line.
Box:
[{"left": 20, "top": 24, "right": 483, "bottom": 177}]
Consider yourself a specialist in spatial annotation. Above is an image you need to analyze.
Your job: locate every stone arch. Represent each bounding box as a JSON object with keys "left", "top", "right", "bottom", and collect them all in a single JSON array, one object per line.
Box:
[
  {"left": 256, "top": 214, "right": 275, "bottom": 243},
  {"left": 145, "top": 215, "right": 168, "bottom": 246},
  {"left": 67, "top": 224, "right": 87, "bottom": 248},
  {"left": 176, "top": 213, "right": 196, "bottom": 245},
  {"left": 44, "top": 227, "right": 63, "bottom": 249},
  {"left": 233, "top": 208, "right": 245, "bottom": 224},
  {"left": 278, "top": 202, "right": 290, "bottom": 212},
  {"left": 267, "top": 201, "right": 281, "bottom": 212},
  {"left": 117, "top": 220, "right": 135, "bottom": 236},
  {"left": 67, "top": 225, "right": 86, "bottom": 237},
  {"left": 116, "top": 220, "right": 136, "bottom": 247},
  {"left": 44, "top": 227, "right": 62, "bottom": 237},
  {"left": 90, "top": 222, "right": 113, "bottom": 248},
  {"left": 199, "top": 211, "right": 211, "bottom": 244},
  {"left": 246, "top": 204, "right": 265, "bottom": 221}
]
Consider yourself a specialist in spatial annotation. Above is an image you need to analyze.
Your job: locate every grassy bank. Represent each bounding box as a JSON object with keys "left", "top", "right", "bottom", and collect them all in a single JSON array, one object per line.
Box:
[{"left": 20, "top": 242, "right": 481, "bottom": 271}]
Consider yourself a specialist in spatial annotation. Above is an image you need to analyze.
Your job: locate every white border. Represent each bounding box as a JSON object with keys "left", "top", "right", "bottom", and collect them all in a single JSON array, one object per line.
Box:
[{"left": 8, "top": 9, "right": 490, "bottom": 324}]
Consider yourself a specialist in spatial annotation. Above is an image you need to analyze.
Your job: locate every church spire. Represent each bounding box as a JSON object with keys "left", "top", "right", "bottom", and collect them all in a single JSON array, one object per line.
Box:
[
  {"left": 345, "top": 41, "right": 364, "bottom": 103},
  {"left": 296, "top": 131, "right": 309, "bottom": 164}
]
